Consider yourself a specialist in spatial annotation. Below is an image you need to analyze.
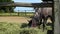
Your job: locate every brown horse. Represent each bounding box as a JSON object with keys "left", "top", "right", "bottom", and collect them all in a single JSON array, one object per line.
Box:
[
  {"left": 40, "top": 8, "right": 52, "bottom": 31},
  {"left": 28, "top": 7, "right": 53, "bottom": 30}
]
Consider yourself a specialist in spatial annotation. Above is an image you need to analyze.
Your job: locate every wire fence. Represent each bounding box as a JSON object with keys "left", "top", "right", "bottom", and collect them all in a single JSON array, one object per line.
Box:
[{"left": 0, "top": 10, "right": 35, "bottom": 17}]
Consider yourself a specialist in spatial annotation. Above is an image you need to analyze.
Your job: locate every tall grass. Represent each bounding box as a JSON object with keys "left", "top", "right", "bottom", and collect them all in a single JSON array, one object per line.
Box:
[{"left": 0, "top": 22, "right": 47, "bottom": 34}]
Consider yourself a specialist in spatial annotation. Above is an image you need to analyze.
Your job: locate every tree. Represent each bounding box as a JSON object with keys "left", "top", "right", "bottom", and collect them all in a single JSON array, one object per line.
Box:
[{"left": 0, "top": 0, "right": 15, "bottom": 13}]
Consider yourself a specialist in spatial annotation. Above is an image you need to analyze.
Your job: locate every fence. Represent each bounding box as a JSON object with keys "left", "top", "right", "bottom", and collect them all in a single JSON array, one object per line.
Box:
[{"left": 0, "top": 10, "right": 34, "bottom": 17}]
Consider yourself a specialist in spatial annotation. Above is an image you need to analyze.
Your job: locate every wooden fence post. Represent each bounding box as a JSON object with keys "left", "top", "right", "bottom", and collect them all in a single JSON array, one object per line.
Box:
[
  {"left": 18, "top": 10, "right": 19, "bottom": 16},
  {"left": 54, "top": 0, "right": 60, "bottom": 34},
  {"left": 25, "top": 10, "right": 26, "bottom": 16}
]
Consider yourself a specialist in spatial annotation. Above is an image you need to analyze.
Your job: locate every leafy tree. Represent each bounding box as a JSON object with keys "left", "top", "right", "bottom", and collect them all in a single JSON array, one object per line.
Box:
[{"left": 0, "top": 0, "right": 15, "bottom": 13}]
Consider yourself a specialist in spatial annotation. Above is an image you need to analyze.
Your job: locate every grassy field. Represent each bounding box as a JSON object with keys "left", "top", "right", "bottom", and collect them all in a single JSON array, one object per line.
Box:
[
  {"left": 0, "top": 12, "right": 34, "bottom": 23},
  {"left": 0, "top": 12, "right": 34, "bottom": 17},
  {"left": 0, "top": 16, "right": 48, "bottom": 34},
  {"left": 0, "top": 12, "right": 52, "bottom": 34},
  {"left": 0, "top": 22, "right": 47, "bottom": 34}
]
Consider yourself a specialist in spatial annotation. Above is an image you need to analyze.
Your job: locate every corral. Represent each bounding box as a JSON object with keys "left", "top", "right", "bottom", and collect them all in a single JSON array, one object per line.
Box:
[{"left": 0, "top": 0, "right": 60, "bottom": 34}]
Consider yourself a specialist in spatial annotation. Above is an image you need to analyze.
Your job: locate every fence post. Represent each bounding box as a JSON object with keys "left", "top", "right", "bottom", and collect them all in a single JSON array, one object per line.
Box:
[
  {"left": 18, "top": 10, "right": 19, "bottom": 16},
  {"left": 25, "top": 10, "right": 26, "bottom": 17},
  {"left": 10, "top": 11, "right": 11, "bottom": 16},
  {"left": 54, "top": 0, "right": 60, "bottom": 34}
]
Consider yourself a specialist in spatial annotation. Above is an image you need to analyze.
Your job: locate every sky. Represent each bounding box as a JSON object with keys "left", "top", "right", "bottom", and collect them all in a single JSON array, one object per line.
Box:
[{"left": 13, "top": 0, "right": 42, "bottom": 12}]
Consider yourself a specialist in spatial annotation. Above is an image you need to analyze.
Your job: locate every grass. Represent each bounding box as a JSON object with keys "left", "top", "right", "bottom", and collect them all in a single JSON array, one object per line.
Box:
[
  {"left": 0, "top": 12, "right": 52, "bottom": 34},
  {"left": 0, "top": 22, "right": 47, "bottom": 34},
  {"left": 0, "top": 12, "right": 34, "bottom": 17},
  {"left": 0, "top": 22, "right": 20, "bottom": 34}
]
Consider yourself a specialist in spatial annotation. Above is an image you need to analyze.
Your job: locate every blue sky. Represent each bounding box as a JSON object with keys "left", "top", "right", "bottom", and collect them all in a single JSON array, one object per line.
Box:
[{"left": 13, "top": 0, "right": 42, "bottom": 12}]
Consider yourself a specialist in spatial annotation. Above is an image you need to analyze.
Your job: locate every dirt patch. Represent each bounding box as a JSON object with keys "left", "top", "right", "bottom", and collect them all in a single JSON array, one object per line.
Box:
[{"left": 0, "top": 16, "right": 31, "bottom": 23}]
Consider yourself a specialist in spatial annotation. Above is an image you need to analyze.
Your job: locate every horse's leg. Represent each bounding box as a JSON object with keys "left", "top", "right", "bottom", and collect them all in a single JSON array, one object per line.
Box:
[
  {"left": 42, "top": 16, "right": 47, "bottom": 31},
  {"left": 38, "top": 18, "right": 42, "bottom": 29},
  {"left": 46, "top": 16, "right": 53, "bottom": 34},
  {"left": 42, "top": 19, "right": 45, "bottom": 31},
  {"left": 42, "top": 17, "right": 44, "bottom": 31}
]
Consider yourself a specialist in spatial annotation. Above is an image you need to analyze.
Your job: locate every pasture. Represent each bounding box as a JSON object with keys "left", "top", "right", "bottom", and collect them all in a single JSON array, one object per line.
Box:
[
  {"left": 0, "top": 16, "right": 31, "bottom": 23},
  {"left": 0, "top": 16, "right": 52, "bottom": 34},
  {"left": 0, "top": 12, "right": 34, "bottom": 17},
  {"left": 0, "top": 12, "right": 33, "bottom": 23},
  {"left": 0, "top": 22, "right": 47, "bottom": 34},
  {"left": 0, "top": 12, "right": 52, "bottom": 34}
]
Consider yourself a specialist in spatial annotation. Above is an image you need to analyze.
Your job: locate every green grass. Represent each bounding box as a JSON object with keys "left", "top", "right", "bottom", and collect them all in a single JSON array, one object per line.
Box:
[
  {"left": 0, "top": 22, "right": 47, "bottom": 34},
  {"left": 0, "top": 12, "right": 34, "bottom": 17},
  {"left": 0, "top": 22, "right": 20, "bottom": 34}
]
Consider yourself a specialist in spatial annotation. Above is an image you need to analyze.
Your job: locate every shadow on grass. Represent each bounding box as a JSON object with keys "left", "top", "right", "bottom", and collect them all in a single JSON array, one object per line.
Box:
[{"left": 20, "top": 23, "right": 28, "bottom": 28}]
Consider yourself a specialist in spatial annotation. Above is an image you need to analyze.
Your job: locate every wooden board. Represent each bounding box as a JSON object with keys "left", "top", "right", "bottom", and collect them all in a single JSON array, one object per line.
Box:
[{"left": 0, "top": 2, "right": 52, "bottom": 7}]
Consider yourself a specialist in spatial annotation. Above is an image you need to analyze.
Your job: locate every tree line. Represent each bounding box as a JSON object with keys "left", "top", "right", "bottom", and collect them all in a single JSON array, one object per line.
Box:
[{"left": 0, "top": 0, "right": 15, "bottom": 13}]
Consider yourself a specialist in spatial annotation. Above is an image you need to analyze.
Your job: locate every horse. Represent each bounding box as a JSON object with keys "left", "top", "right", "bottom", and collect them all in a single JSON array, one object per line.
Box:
[
  {"left": 28, "top": 7, "right": 53, "bottom": 30},
  {"left": 39, "top": 8, "right": 52, "bottom": 31}
]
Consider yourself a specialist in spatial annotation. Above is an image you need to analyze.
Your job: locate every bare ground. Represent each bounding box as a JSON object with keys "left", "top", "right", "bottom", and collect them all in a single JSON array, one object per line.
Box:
[
  {"left": 0, "top": 16, "right": 51, "bottom": 24},
  {"left": 0, "top": 16, "right": 31, "bottom": 23}
]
